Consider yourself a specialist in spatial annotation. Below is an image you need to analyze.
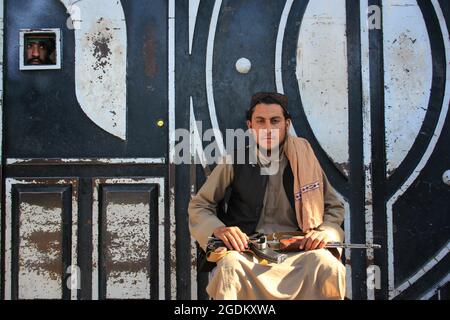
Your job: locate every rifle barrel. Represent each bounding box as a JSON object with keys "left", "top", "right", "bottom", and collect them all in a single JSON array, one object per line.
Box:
[{"left": 325, "top": 242, "right": 381, "bottom": 249}]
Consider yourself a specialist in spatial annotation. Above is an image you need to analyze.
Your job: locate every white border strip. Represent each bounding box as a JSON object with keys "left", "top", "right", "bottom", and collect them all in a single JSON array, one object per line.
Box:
[
  {"left": 275, "top": 0, "right": 294, "bottom": 95},
  {"left": 336, "top": 193, "right": 352, "bottom": 299},
  {"left": 7, "top": 158, "right": 166, "bottom": 165},
  {"left": 0, "top": 0, "right": 4, "bottom": 294},
  {"left": 387, "top": 0, "right": 450, "bottom": 299},
  {"left": 91, "top": 177, "right": 165, "bottom": 300},
  {"left": 276, "top": 0, "right": 297, "bottom": 137},
  {"left": 360, "top": 0, "right": 375, "bottom": 300},
  {"left": 205, "top": 0, "right": 225, "bottom": 155},
  {"left": 420, "top": 273, "right": 450, "bottom": 300},
  {"left": 5, "top": 178, "right": 78, "bottom": 300},
  {"left": 189, "top": 97, "right": 198, "bottom": 299},
  {"left": 168, "top": 0, "right": 177, "bottom": 300}
]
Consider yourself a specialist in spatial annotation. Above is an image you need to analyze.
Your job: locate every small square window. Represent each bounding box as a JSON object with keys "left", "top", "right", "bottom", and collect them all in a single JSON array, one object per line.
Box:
[{"left": 20, "top": 29, "right": 62, "bottom": 70}]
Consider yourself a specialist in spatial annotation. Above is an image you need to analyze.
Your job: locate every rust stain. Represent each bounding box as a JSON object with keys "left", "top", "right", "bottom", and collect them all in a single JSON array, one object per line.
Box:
[
  {"left": 106, "top": 261, "right": 150, "bottom": 275},
  {"left": 26, "top": 231, "right": 61, "bottom": 252},
  {"left": 142, "top": 24, "right": 157, "bottom": 77},
  {"left": 20, "top": 231, "right": 62, "bottom": 281},
  {"left": 20, "top": 259, "right": 62, "bottom": 281},
  {"left": 21, "top": 193, "right": 61, "bottom": 211}
]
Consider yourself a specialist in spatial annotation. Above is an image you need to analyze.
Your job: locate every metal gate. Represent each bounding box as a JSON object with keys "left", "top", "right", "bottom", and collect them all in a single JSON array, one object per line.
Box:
[{"left": 1, "top": 0, "right": 449, "bottom": 300}]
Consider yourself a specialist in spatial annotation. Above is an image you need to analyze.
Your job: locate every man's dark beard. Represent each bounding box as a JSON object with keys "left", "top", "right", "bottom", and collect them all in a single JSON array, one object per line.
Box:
[
  {"left": 27, "top": 57, "right": 54, "bottom": 65},
  {"left": 27, "top": 57, "right": 44, "bottom": 64}
]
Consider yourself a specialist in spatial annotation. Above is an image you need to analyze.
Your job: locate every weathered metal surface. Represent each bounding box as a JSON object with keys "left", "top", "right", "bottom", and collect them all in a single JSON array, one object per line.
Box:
[
  {"left": 385, "top": 0, "right": 450, "bottom": 299},
  {"left": 296, "top": 0, "right": 349, "bottom": 176},
  {"left": 168, "top": 0, "right": 177, "bottom": 300},
  {"left": 18, "top": 193, "right": 63, "bottom": 299},
  {"left": 383, "top": 0, "right": 432, "bottom": 177},
  {"left": 59, "top": 0, "right": 127, "bottom": 140},
  {"left": 360, "top": 0, "right": 375, "bottom": 300},
  {"left": 104, "top": 192, "right": 151, "bottom": 299},
  {"left": 92, "top": 177, "right": 165, "bottom": 300},
  {"left": 6, "top": 158, "right": 165, "bottom": 166},
  {"left": 4, "top": 178, "right": 78, "bottom": 300},
  {"left": 0, "top": 0, "right": 4, "bottom": 292}
]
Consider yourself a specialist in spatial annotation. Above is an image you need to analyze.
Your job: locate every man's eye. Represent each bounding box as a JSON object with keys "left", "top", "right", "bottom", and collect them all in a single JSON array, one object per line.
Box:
[
  {"left": 271, "top": 119, "right": 280, "bottom": 124},
  {"left": 256, "top": 119, "right": 265, "bottom": 124}
]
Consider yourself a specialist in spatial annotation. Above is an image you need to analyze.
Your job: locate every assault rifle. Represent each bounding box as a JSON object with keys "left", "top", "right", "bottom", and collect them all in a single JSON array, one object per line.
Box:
[
  {"left": 207, "top": 233, "right": 381, "bottom": 264},
  {"left": 207, "top": 233, "right": 287, "bottom": 264}
]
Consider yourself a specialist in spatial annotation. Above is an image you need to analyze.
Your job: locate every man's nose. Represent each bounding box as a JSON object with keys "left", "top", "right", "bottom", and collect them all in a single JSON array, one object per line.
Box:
[
  {"left": 31, "top": 45, "right": 40, "bottom": 57},
  {"left": 264, "top": 122, "right": 278, "bottom": 131},
  {"left": 259, "top": 125, "right": 277, "bottom": 135}
]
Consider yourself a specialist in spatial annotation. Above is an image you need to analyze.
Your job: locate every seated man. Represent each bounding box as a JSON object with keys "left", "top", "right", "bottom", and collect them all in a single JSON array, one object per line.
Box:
[{"left": 188, "top": 92, "right": 346, "bottom": 300}]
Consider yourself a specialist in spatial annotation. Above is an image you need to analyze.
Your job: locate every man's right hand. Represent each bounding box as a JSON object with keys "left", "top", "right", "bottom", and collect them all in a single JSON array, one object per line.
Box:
[{"left": 213, "top": 226, "right": 249, "bottom": 252}]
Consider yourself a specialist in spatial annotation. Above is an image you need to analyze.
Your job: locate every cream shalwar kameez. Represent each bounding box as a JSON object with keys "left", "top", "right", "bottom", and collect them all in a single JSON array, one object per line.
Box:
[{"left": 188, "top": 152, "right": 346, "bottom": 300}]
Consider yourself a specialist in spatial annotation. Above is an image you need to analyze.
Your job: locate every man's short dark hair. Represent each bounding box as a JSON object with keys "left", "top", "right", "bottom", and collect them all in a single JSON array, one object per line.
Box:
[
  {"left": 246, "top": 92, "right": 292, "bottom": 120},
  {"left": 26, "top": 34, "right": 56, "bottom": 53}
]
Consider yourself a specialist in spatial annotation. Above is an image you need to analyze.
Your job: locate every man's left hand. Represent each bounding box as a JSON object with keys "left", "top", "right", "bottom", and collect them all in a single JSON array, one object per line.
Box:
[{"left": 298, "top": 230, "right": 329, "bottom": 251}]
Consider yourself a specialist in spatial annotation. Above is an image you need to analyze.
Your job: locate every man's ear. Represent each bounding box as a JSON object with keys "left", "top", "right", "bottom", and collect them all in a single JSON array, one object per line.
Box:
[
  {"left": 286, "top": 119, "right": 291, "bottom": 129},
  {"left": 246, "top": 120, "right": 252, "bottom": 129}
]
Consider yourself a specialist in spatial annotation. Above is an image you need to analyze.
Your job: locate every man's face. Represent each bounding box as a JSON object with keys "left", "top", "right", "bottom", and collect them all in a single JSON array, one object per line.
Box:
[
  {"left": 246, "top": 103, "right": 290, "bottom": 151},
  {"left": 26, "top": 41, "right": 49, "bottom": 65}
]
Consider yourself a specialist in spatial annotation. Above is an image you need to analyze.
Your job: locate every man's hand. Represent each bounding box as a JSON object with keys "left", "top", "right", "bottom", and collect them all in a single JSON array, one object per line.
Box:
[
  {"left": 298, "top": 230, "right": 329, "bottom": 251},
  {"left": 213, "top": 226, "right": 249, "bottom": 252}
]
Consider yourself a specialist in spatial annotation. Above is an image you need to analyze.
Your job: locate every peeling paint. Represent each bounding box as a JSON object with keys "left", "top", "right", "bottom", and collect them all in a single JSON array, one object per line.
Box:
[
  {"left": 92, "top": 177, "right": 165, "bottom": 300},
  {"left": 296, "top": 0, "right": 349, "bottom": 177},
  {"left": 4, "top": 178, "right": 78, "bottom": 300},
  {"left": 105, "top": 199, "right": 150, "bottom": 299},
  {"left": 59, "top": 0, "right": 127, "bottom": 140},
  {"left": 90, "top": 32, "right": 113, "bottom": 72},
  {"left": 387, "top": 0, "right": 450, "bottom": 299},
  {"left": 107, "top": 271, "right": 150, "bottom": 299},
  {"left": 18, "top": 199, "right": 62, "bottom": 299},
  {"left": 383, "top": 0, "right": 432, "bottom": 176},
  {"left": 7, "top": 158, "right": 166, "bottom": 166}
]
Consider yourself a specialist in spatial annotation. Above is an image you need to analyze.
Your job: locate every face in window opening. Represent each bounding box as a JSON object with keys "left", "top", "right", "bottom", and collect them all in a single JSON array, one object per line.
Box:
[{"left": 26, "top": 37, "right": 54, "bottom": 65}]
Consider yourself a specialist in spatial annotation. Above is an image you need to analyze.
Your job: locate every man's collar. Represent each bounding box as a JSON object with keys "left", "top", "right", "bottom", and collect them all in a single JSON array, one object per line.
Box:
[{"left": 255, "top": 141, "right": 286, "bottom": 167}]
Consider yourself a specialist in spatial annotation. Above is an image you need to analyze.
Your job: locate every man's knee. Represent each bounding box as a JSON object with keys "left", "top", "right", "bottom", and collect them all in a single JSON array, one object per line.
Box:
[
  {"left": 218, "top": 251, "right": 245, "bottom": 269},
  {"left": 207, "top": 251, "right": 247, "bottom": 299},
  {"left": 303, "top": 249, "right": 346, "bottom": 299}
]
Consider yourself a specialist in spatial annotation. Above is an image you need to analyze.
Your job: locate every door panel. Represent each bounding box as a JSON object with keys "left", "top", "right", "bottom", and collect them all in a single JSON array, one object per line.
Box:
[
  {"left": 93, "top": 179, "right": 164, "bottom": 300},
  {"left": 5, "top": 178, "right": 77, "bottom": 300},
  {"left": 2, "top": 0, "right": 171, "bottom": 300},
  {"left": 176, "top": 0, "right": 450, "bottom": 300}
]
